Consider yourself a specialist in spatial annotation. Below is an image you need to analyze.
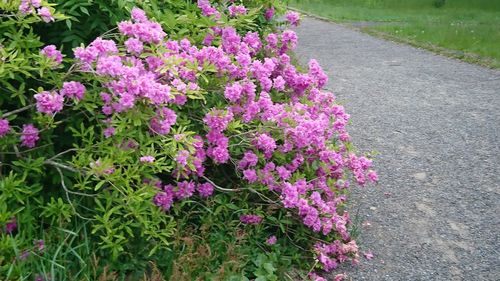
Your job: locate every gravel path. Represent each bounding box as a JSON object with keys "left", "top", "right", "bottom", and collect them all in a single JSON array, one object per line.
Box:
[{"left": 293, "top": 17, "right": 500, "bottom": 281}]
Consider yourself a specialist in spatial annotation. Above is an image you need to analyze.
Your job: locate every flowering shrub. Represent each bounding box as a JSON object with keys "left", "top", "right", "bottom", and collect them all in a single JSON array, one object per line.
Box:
[{"left": 1, "top": 0, "right": 375, "bottom": 279}]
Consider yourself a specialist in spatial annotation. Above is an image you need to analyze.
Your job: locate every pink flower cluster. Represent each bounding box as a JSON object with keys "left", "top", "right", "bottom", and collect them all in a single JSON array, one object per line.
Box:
[
  {"left": 0, "top": 119, "right": 10, "bottom": 137},
  {"left": 285, "top": 11, "right": 300, "bottom": 26},
  {"left": 0, "top": 120, "right": 40, "bottom": 148},
  {"left": 20, "top": 124, "right": 39, "bottom": 148},
  {"left": 33, "top": 81, "right": 86, "bottom": 116},
  {"left": 153, "top": 181, "right": 214, "bottom": 211},
  {"left": 228, "top": 5, "right": 247, "bottom": 17},
  {"left": 19, "top": 0, "right": 54, "bottom": 22},
  {"left": 41, "top": 45, "right": 63, "bottom": 65},
  {"left": 34, "top": 91, "right": 63, "bottom": 114},
  {"left": 197, "top": 0, "right": 220, "bottom": 19},
  {"left": 204, "top": 110, "right": 233, "bottom": 164},
  {"left": 314, "top": 241, "right": 359, "bottom": 271},
  {"left": 240, "top": 214, "right": 263, "bottom": 225}
]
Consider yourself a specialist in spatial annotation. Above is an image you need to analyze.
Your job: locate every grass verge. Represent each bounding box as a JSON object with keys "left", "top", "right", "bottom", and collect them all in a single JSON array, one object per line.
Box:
[{"left": 287, "top": 0, "right": 500, "bottom": 68}]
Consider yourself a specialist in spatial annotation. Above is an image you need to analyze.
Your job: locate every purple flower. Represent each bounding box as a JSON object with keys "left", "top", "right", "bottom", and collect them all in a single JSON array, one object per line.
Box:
[
  {"left": 285, "top": 11, "right": 300, "bottom": 26},
  {"left": 60, "top": 81, "right": 86, "bottom": 100},
  {"left": 367, "top": 170, "right": 378, "bottom": 182},
  {"left": 131, "top": 7, "right": 148, "bottom": 23},
  {"left": 103, "top": 127, "right": 115, "bottom": 138},
  {"left": 35, "top": 239, "right": 45, "bottom": 252},
  {"left": 154, "top": 190, "right": 174, "bottom": 211},
  {"left": 266, "top": 235, "right": 277, "bottom": 245},
  {"left": 5, "top": 217, "right": 17, "bottom": 233},
  {"left": 18, "top": 1, "right": 32, "bottom": 14},
  {"left": 228, "top": 5, "right": 247, "bottom": 17},
  {"left": 176, "top": 150, "right": 190, "bottom": 166},
  {"left": 273, "top": 76, "right": 286, "bottom": 91},
  {"left": 197, "top": 0, "right": 221, "bottom": 19},
  {"left": 21, "top": 124, "right": 39, "bottom": 148},
  {"left": 224, "top": 82, "right": 243, "bottom": 102},
  {"left": 243, "top": 169, "right": 258, "bottom": 183},
  {"left": 0, "top": 119, "right": 10, "bottom": 137},
  {"left": 150, "top": 108, "right": 177, "bottom": 135},
  {"left": 240, "top": 214, "right": 262, "bottom": 225},
  {"left": 203, "top": 110, "right": 233, "bottom": 132},
  {"left": 264, "top": 7, "right": 274, "bottom": 21},
  {"left": 140, "top": 155, "right": 155, "bottom": 163},
  {"left": 41, "top": 45, "right": 63, "bottom": 65},
  {"left": 197, "top": 182, "right": 214, "bottom": 197},
  {"left": 32, "top": 0, "right": 42, "bottom": 8},
  {"left": 125, "top": 38, "right": 144, "bottom": 54},
  {"left": 19, "top": 250, "right": 30, "bottom": 260},
  {"left": 209, "top": 145, "right": 230, "bottom": 164},
  {"left": 175, "top": 181, "right": 196, "bottom": 199},
  {"left": 37, "top": 7, "right": 54, "bottom": 23},
  {"left": 238, "top": 151, "right": 258, "bottom": 169},
  {"left": 254, "top": 133, "right": 276, "bottom": 155},
  {"left": 34, "top": 91, "right": 64, "bottom": 114}
]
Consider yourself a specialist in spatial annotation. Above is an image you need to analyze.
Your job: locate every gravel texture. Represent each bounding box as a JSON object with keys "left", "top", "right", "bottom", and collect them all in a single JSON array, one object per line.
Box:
[{"left": 293, "top": 16, "right": 500, "bottom": 281}]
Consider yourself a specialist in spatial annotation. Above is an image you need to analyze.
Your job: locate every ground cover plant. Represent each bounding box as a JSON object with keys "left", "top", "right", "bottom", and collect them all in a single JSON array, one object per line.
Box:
[
  {"left": 1, "top": 1, "right": 376, "bottom": 280},
  {"left": 287, "top": 0, "right": 500, "bottom": 68}
]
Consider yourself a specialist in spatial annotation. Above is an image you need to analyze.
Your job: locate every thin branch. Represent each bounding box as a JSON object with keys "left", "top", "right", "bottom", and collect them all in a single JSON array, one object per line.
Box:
[
  {"left": 47, "top": 148, "right": 78, "bottom": 161},
  {"left": 54, "top": 166, "right": 95, "bottom": 221},
  {"left": 44, "top": 159, "right": 79, "bottom": 173},
  {"left": 1, "top": 104, "right": 35, "bottom": 118},
  {"left": 50, "top": 163, "right": 95, "bottom": 197},
  {"left": 201, "top": 175, "right": 242, "bottom": 192}
]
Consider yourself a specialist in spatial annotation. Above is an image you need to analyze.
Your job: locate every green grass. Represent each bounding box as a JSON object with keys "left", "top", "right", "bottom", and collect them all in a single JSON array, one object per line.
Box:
[{"left": 288, "top": 0, "right": 500, "bottom": 68}]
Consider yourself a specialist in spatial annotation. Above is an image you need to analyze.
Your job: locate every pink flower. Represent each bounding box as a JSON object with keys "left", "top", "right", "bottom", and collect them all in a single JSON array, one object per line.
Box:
[
  {"left": 273, "top": 76, "right": 286, "bottom": 91},
  {"left": 308, "top": 273, "right": 327, "bottom": 281},
  {"left": 285, "top": 11, "right": 300, "bottom": 26},
  {"left": 131, "top": 7, "right": 148, "bottom": 22},
  {"left": 238, "top": 151, "right": 259, "bottom": 169},
  {"left": 334, "top": 273, "right": 347, "bottom": 281},
  {"left": 254, "top": 133, "right": 276, "bottom": 155},
  {"left": 243, "top": 169, "right": 258, "bottom": 183},
  {"left": 103, "top": 127, "right": 115, "bottom": 138},
  {"left": 367, "top": 170, "right": 378, "bottom": 182},
  {"left": 209, "top": 145, "right": 229, "bottom": 163},
  {"left": 0, "top": 119, "right": 10, "bottom": 137},
  {"left": 37, "top": 7, "right": 54, "bottom": 23},
  {"left": 34, "top": 91, "right": 64, "bottom": 114},
  {"left": 364, "top": 250, "right": 374, "bottom": 260},
  {"left": 125, "top": 38, "right": 144, "bottom": 54},
  {"left": 35, "top": 239, "right": 45, "bottom": 252},
  {"left": 264, "top": 7, "right": 274, "bottom": 21},
  {"left": 176, "top": 150, "right": 190, "bottom": 166},
  {"left": 228, "top": 5, "right": 247, "bottom": 17},
  {"left": 240, "top": 214, "right": 262, "bottom": 225},
  {"left": 154, "top": 189, "right": 174, "bottom": 211},
  {"left": 20, "top": 124, "right": 39, "bottom": 148},
  {"left": 140, "top": 155, "right": 155, "bottom": 163},
  {"left": 203, "top": 110, "right": 233, "bottom": 132},
  {"left": 150, "top": 108, "right": 177, "bottom": 135},
  {"left": 224, "top": 82, "right": 243, "bottom": 102},
  {"left": 197, "top": 0, "right": 221, "bottom": 19},
  {"left": 197, "top": 182, "right": 214, "bottom": 197},
  {"left": 61, "top": 81, "right": 86, "bottom": 100},
  {"left": 175, "top": 181, "right": 196, "bottom": 199},
  {"left": 41, "top": 45, "right": 63, "bottom": 65},
  {"left": 266, "top": 235, "right": 277, "bottom": 245},
  {"left": 5, "top": 217, "right": 17, "bottom": 233},
  {"left": 32, "top": 0, "right": 42, "bottom": 8},
  {"left": 18, "top": 1, "right": 32, "bottom": 14}
]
